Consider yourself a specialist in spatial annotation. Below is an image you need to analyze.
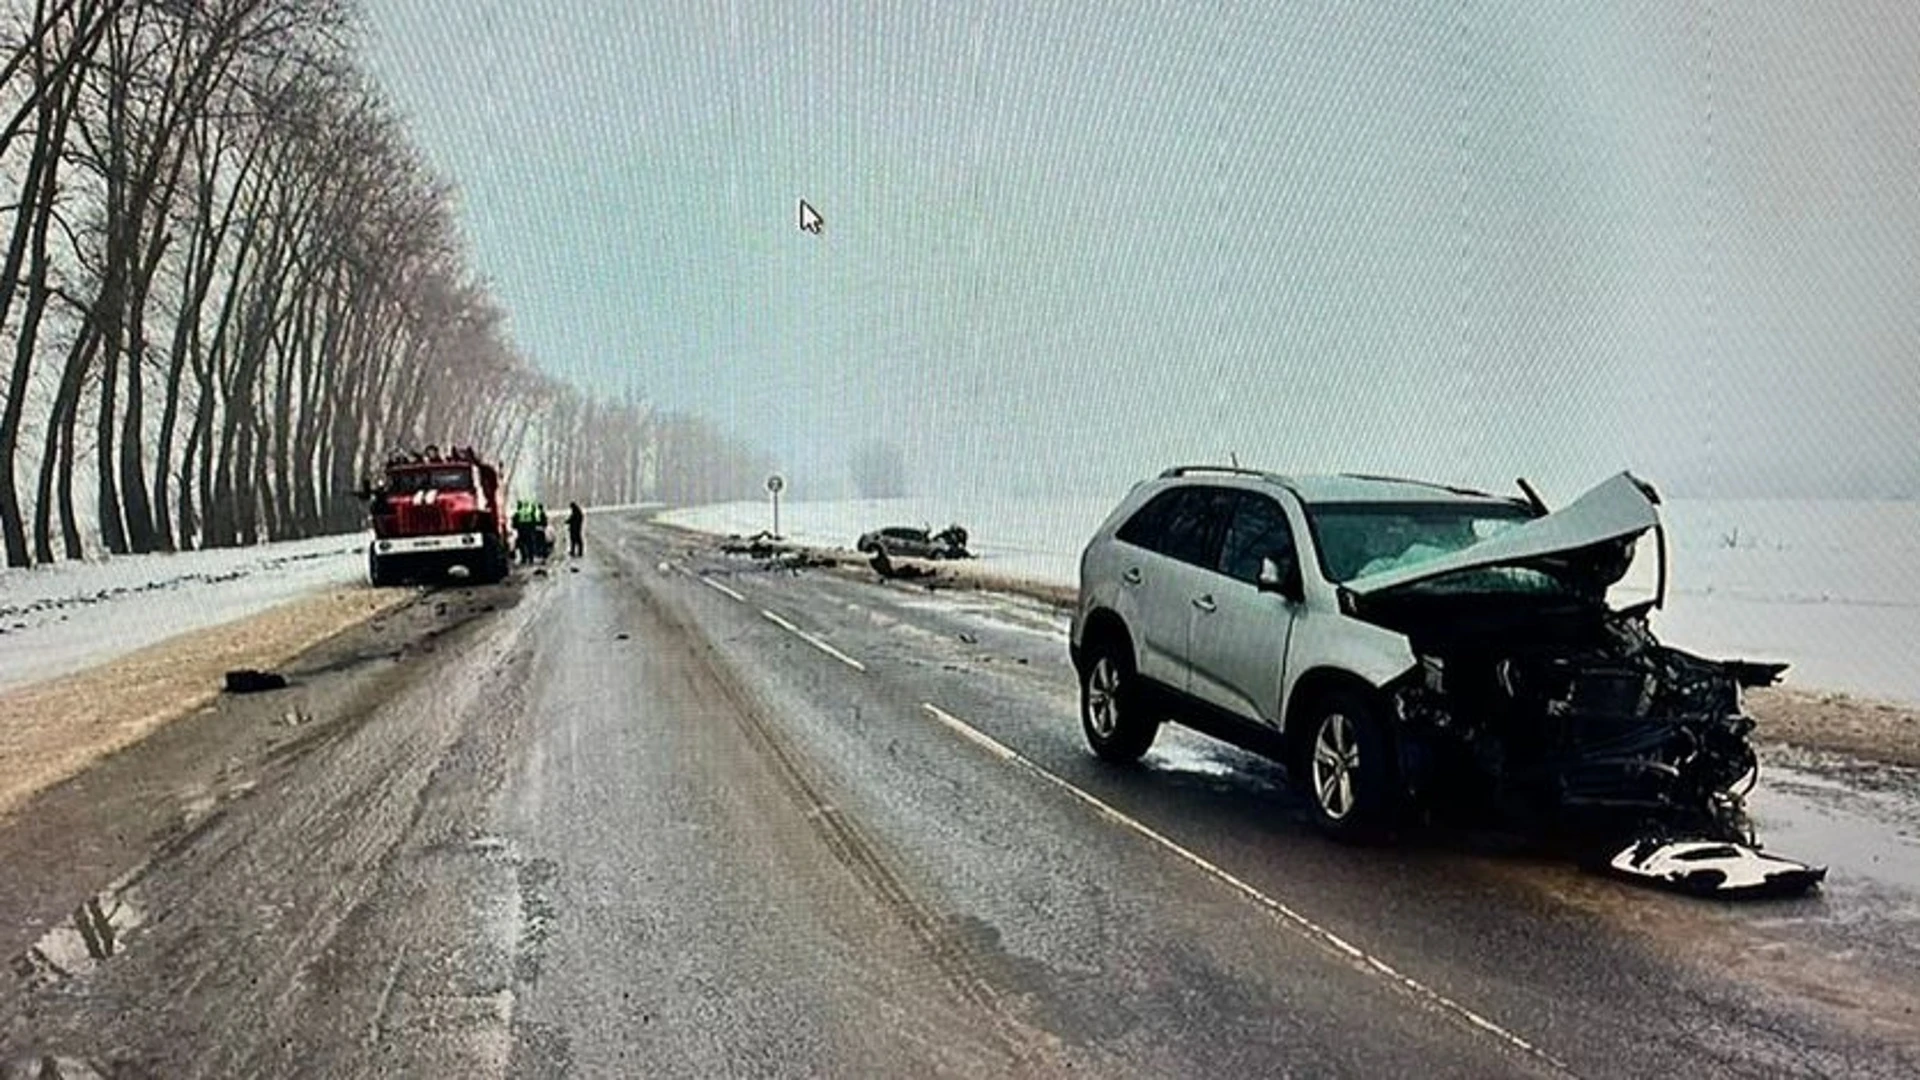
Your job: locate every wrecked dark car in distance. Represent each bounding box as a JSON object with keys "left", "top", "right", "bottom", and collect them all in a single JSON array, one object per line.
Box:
[
  {"left": 1069, "top": 466, "right": 1824, "bottom": 897},
  {"left": 855, "top": 523, "right": 972, "bottom": 559}
]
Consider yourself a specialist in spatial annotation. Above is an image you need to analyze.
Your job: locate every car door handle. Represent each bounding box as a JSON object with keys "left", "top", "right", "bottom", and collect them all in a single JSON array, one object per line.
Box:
[
  {"left": 1191, "top": 594, "right": 1216, "bottom": 613},
  {"left": 1122, "top": 567, "right": 1143, "bottom": 586}
]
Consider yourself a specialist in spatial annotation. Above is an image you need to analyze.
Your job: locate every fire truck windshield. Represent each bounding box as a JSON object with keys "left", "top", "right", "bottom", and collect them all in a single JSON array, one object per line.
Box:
[{"left": 387, "top": 467, "right": 475, "bottom": 493}]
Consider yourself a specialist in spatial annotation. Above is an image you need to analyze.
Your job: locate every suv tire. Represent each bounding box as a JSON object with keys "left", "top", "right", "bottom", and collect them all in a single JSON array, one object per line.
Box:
[
  {"left": 1080, "top": 640, "right": 1159, "bottom": 763},
  {"left": 1299, "top": 689, "right": 1400, "bottom": 841}
]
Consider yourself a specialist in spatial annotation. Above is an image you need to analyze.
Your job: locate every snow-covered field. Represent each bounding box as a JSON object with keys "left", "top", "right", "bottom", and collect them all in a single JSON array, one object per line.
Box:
[
  {"left": 0, "top": 533, "right": 370, "bottom": 692},
  {"left": 662, "top": 495, "right": 1920, "bottom": 707}
]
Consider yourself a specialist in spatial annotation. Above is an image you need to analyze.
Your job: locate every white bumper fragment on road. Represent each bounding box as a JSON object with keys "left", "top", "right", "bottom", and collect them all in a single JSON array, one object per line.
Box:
[{"left": 1607, "top": 838, "right": 1827, "bottom": 898}]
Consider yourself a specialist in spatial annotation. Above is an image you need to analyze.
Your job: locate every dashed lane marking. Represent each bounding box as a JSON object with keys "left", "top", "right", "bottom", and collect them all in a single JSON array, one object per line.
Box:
[
  {"left": 761, "top": 609, "right": 868, "bottom": 673},
  {"left": 917, "top": 702, "right": 1570, "bottom": 1075},
  {"left": 701, "top": 576, "right": 747, "bottom": 602}
]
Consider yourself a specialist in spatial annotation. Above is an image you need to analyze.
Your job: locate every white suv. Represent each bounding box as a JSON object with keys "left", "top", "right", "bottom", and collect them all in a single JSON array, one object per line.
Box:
[{"left": 1070, "top": 466, "right": 1781, "bottom": 845}]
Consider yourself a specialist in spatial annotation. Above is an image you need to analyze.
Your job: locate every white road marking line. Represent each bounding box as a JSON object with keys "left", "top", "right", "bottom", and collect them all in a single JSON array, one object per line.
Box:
[
  {"left": 760, "top": 609, "right": 867, "bottom": 673},
  {"left": 701, "top": 576, "right": 747, "bottom": 602},
  {"left": 795, "top": 629, "right": 868, "bottom": 673},
  {"left": 917, "top": 702, "right": 1565, "bottom": 1072}
]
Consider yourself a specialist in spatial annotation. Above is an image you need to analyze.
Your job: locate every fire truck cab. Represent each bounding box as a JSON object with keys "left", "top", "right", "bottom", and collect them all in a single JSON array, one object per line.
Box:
[{"left": 365, "top": 446, "right": 512, "bottom": 586}]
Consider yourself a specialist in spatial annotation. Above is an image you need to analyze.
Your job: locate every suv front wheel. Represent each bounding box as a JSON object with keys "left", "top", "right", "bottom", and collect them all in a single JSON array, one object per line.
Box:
[
  {"left": 1081, "top": 642, "right": 1159, "bottom": 763},
  {"left": 1299, "top": 689, "right": 1400, "bottom": 841}
]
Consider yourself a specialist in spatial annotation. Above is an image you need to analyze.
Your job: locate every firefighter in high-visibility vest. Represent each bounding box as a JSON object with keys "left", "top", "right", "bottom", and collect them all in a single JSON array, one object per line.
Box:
[{"left": 511, "top": 500, "right": 538, "bottom": 564}]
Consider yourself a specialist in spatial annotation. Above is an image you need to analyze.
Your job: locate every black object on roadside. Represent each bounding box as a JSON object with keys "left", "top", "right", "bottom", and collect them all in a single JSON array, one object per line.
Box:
[
  {"left": 224, "top": 669, "right": 288, "bottom": 694},
  {"left": 870, "top": 548, "right": 937, "bottom": 582}
]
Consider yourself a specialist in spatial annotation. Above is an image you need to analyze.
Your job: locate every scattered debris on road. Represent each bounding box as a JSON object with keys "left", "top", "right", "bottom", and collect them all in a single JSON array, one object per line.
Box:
[
  {"left": 869, "top": 548, "right": 939, "bottom": 582},
  {"left": 718, "top": 533, "right": 838, "bottom": 572},
  {"left": 721, "top": 531, "right": 786, "bottom": 557},
  {"left": 223, "top": 669, "right": 288, "bottom": 694}
]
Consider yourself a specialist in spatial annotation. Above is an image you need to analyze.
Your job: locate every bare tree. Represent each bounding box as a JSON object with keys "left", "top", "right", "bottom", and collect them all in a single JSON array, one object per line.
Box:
[
  {"left": 0, "top": 0, "right": 770, "bottom": 566},
  {"left": 0, "top": 0, "right": 116, "bottom": 566}
]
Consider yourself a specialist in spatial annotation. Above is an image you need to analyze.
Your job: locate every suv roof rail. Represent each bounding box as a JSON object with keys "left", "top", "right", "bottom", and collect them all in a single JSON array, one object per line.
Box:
[
  {"left": 1337, "top": 472, "right": 1503, "bottom": 500},
  {"left": 1157, "top": 464, "right": 1295, "bottom": 485}
]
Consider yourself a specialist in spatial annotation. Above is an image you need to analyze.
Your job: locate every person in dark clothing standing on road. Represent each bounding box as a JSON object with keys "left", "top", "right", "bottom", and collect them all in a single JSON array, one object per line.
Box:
[{"left": 567, "top": 502, "right": 585, "bottom": 557}]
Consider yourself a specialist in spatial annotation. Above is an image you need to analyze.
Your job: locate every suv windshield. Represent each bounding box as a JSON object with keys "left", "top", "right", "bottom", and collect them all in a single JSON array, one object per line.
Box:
[{"left": 1306, "top": 502, "right": 1534, "bottom": 584}]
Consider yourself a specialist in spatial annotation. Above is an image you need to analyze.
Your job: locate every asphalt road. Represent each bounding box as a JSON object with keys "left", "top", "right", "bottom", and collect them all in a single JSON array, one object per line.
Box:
[{"left": 3, "top": 510, "right": 1917, "bottom": 1078}]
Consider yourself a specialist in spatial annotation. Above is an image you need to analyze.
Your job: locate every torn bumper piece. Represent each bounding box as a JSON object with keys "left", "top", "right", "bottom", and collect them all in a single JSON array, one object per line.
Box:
[{"left": 1606, "top": 838, "right": 1827, "bottom": 899}]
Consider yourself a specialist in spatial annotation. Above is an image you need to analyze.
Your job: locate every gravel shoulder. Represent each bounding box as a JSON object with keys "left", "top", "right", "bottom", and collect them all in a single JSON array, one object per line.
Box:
[
  {"left": 1743, "top": 686, "right": 1920, "bottom": 769},
  {"left": 0, "top": 586, "right": 414, "bottom": 822}
]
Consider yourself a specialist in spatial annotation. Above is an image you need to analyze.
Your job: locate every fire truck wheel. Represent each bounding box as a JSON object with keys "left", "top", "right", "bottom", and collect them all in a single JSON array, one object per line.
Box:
[
  {"left": 478, "top": 536, "right": 510, "bottom": 584},
  {"left": 368, "top": 546, "right": 398, "bottom": 588}
]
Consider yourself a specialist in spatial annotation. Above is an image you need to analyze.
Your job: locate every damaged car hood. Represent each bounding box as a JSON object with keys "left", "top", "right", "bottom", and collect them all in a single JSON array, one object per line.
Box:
[{"left": 1344, "top": 472, "right": 1662, "bottom": 599}]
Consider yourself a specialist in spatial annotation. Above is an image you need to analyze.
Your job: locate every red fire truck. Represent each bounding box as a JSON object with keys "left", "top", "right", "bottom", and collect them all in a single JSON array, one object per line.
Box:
[{"left": 364, "top": 446, "right": 513, "bottom": 586}]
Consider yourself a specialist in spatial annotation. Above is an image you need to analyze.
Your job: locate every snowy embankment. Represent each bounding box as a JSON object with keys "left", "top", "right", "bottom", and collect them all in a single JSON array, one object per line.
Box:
[
  {"left": 0, "top": 533, "right": 370, "bottom": 692},
  {"left": 660, "top": 495, "right": 1920, "bottom": 708}
]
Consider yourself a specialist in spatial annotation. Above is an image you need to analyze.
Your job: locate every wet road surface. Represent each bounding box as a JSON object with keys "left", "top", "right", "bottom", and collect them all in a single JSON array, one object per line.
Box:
[{"left": 2, "top": 511, "right": 1917, "bottom": 1077}]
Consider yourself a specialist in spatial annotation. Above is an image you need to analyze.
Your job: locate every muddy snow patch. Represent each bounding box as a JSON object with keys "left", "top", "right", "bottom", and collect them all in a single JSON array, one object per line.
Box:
[{"left": 10, "top": 881, "right": 146, "bottom": 990}]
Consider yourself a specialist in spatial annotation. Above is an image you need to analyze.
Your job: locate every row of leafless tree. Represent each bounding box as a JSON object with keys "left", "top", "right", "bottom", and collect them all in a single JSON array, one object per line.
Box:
[
  {"left": 0, "top": 0, "right": 772, "bottom": 569},
  {"left": 525, "top": 387, "right": 775, "bottom": 510}
]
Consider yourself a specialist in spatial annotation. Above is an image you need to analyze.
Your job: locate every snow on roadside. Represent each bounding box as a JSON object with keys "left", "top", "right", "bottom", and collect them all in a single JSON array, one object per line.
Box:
[
  {"left": 0, "top": 532, "right": 371, "bottom": 692},
  {"left": 660, "top": 495, "right": 1920, "bottom": 707}
]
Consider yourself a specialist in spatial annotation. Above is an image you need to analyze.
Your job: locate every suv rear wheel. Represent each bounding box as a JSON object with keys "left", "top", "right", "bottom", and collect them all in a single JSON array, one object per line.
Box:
[
  {"left": 1081, "top": 641, "right": 1159, "bottom": 763},
  {"left": 1299, "top": 689, "right": 1400, "bottom": 841}
]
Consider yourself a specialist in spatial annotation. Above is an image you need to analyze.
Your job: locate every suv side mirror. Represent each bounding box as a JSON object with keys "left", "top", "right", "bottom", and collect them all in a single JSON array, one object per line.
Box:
[{"left": 1258, "top": 555, "right": 1304, "bottom": 603}]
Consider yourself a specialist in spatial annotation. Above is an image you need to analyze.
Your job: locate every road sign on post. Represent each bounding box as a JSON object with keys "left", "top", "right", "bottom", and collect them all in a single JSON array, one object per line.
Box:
[{"left": 766, "top": 474, "right": 785, "bottom": 538}]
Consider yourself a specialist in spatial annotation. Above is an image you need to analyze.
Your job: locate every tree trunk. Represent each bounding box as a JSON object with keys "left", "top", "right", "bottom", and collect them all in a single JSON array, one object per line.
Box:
[
  {"left": 95, "top": 318, "right": 127, "bottom": 553},
  {"left": 117, "top": 266, "right": 159, "bottom": 552},
  {"left": 0, "top": 67, "right": 67, "bottom": 566},
  {"left": 150, "top": 240, "right": 205, "bottom": 551}
]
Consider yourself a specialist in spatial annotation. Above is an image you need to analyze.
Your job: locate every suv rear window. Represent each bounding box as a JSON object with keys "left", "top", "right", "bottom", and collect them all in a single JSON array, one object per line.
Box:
[{"left": 1116, "top": 487, "right": 1231, "bottom": 567}]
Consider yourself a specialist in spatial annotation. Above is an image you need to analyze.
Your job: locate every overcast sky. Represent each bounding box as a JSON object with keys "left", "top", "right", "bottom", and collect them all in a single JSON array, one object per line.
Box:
[{"left": 361, "top": 1, "right": 1920, "bottom": 502}]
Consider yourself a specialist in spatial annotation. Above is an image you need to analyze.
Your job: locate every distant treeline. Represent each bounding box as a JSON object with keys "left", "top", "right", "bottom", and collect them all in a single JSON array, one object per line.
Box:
[{"left": 0, "top": 0, "right": 767, "bottom": 568}]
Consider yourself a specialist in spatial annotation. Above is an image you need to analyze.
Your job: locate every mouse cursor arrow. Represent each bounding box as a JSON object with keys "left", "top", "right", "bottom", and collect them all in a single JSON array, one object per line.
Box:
[{"left": 797, "top": 198, "right": 824, "bottom": 235}]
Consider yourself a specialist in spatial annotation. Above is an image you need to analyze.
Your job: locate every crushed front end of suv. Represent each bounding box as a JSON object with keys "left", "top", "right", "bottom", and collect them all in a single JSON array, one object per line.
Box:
[{"left": 1069, "top": 466, "right": 1823, "bottom": 897}]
